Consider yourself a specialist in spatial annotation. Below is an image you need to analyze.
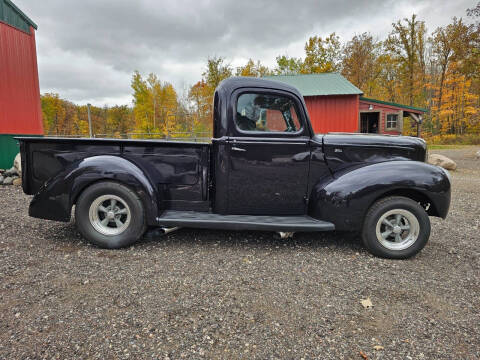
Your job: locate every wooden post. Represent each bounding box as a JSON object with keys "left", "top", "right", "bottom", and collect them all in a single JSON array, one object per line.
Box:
[
  {"left": 87, "top": 103, "right": 93, "bottom": 138},
  {"left": 409, "top": 113, "right": 423, "bottom": 138}
]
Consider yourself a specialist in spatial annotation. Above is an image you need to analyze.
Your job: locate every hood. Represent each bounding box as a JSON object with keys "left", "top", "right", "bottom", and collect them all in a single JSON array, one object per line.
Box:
[{"left": 319, "top": 133, "right": 427, "bottom": 174}]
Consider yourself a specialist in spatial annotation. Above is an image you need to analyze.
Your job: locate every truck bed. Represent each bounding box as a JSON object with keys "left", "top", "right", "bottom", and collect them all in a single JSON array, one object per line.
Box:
[{"left": 17, "top": 137, "right": 211, "bottom": 210}]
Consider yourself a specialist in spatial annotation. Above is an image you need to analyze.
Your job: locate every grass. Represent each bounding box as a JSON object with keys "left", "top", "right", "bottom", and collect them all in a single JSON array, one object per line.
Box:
[{"left": 427, "top": 144, "right": 472, "bottom": 150}]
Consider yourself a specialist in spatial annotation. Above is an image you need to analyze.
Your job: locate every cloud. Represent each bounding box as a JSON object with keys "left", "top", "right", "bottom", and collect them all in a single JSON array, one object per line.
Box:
[{"left": 14, "top": 0, "right": 475, "bottom": 106}]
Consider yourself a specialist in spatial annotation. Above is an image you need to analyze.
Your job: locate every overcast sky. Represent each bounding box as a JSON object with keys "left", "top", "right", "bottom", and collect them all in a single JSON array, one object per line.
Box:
[{"left": 15, "top": 0, "right": 476, "bottom": 106}]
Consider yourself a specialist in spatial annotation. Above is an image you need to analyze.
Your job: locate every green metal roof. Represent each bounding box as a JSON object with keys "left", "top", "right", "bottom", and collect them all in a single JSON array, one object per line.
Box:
[
  {"left": 264, "top": 73, "right": 363, "bottom": 96},
  {"left": 360, "top": 97, "right": 428, "bottom": 113},
  {"left": 0, "top": 0, "right": 37, "bottom": 33}
]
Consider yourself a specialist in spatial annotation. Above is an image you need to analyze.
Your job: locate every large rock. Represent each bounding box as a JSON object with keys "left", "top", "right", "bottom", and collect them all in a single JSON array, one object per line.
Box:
[
  {"left": 3, "top": 167, "right": 17, "bottom": 177},
  {"left": 428, "top": 154, "right": 457, "bottom": 170},
  {"left": 13, "top": 153, "right": 21, "bottom": 175},
  {"left": 3, "top": 177, "right": 14, "bottom": 185},
  {"left": 12, "top": 178, "right": 22, "bottom": 186},
  {"left": 0, "top": 176, "right": 4, "bottom": 184}
]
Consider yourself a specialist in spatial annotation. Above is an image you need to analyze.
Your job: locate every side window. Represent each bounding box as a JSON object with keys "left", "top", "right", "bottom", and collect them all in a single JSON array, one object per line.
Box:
[
  {"left": 386, "top": 114, "right": 398, "bottom": 129},
  {"left": 236, "top": 93, "right": 302, "bottom": 133}
]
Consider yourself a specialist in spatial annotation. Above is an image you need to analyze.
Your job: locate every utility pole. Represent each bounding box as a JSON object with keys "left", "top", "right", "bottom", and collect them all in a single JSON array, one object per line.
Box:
[
  {"left": 153, "top": 88, "right": 156, "bottom": 130},
  {"left": 87, "top": 103, "right": 93, "bottom": 138}
]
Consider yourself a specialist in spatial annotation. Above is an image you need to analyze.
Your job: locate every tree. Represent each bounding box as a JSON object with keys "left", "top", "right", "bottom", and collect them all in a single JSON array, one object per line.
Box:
[
  {"left": 235, "top": 59, "right": 270, "bottom": 77},
  {"left": 302, "top": 33, "right": 342, "bottom": 73},
  {"left": 41, "top": 93, "right": 66, "bottom": 134},
  {"left": 202, "top": 56, "right": 233, "bottom": 89},
  {"left": 374, "top": 53, "right": 402, "bottom": 102},
  {"left": 131, "top": 71, "right": 178, "bottom": 137},
  {"left": 108, "top": 105, "right": 133, "bottom": 137},
  {"left": 437, "top": 62, "right": 479, "bottom": 134},
  {"left": 341, "top": 33, "right": 380, "bottom": 93},
  {"left": 188, "top": 80, "right": 213, "bottom": 134},
  {"left": 186, "top": 57, "right": 233, "bottom": 136},
  {"left": 385, "top": 14, "right": 426, "bottom": 106},
  {"left": 273, "top": 55, "right": 303, "bottom": 75}
]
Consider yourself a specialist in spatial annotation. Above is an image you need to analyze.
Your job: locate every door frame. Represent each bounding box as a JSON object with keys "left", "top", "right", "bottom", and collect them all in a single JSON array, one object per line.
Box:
[{"left": 359, "top": 110, "right": 381, "bottom": 134}]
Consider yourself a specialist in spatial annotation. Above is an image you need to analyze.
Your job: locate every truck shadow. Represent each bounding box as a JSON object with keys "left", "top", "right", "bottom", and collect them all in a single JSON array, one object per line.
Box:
[
  {"left": 139, "top": 227, "right": 365, "bottom": 253},
  {"left": 45, "top": 221, "right": 365, "bottom": 254}
]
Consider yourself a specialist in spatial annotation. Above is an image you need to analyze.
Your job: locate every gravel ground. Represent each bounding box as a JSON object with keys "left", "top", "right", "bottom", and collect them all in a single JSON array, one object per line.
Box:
[{"left": 0, "top": 147, "right": 479, "bottom": 359}]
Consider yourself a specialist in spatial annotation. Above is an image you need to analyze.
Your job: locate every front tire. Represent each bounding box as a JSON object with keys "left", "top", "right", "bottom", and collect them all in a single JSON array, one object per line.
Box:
[
  {"left": 75, "top": 181, "right": 146, "bottom": 248},
  {"left": 362, "top": 196, "right": 430, "bottom": 259}
]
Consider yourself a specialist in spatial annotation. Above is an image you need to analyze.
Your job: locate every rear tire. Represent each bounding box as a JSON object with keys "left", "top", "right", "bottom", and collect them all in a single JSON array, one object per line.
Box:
[
  {"left": 362, "top": 196, "right": 430, "bottom": 259},
  {"left": 75, "top": 181, "right": 146, "bottom": 248}
]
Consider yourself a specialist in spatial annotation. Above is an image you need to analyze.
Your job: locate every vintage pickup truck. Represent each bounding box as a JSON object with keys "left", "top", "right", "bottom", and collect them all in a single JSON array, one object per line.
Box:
[{"left": 17, "top": 77, "right": 451, "bottom": 258}]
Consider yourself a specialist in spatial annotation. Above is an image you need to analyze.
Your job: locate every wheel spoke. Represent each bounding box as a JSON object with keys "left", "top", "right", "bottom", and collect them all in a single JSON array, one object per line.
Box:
[
  {"left": 395, "top": 214, "right": 402, "bottom": 225},
  {"left": 116, "top": 208, "right": 128, "bottom": 215},
  {"left": 381, "top": 230, "right": 393, "bottom": 239},
  {"left": 400, "top": 225, "right": 410, "bottom": 230},
  {"left": 114, "top": 218, "right": 124, "bottom": 228},
  {"left": 382, "top": 218, "right": 394, "bottom": 227},
  {"left": 395, "top": 233, "right": 402, "bottom": 242},
  {"left": 110, "top": 199, "right": 117, "bottom": 208},
  {"left": 101, "top": 217, "right": 110, "bottom": 226},
  {"left": 98, "top": 205, "right": 108, "bottom": 213}
]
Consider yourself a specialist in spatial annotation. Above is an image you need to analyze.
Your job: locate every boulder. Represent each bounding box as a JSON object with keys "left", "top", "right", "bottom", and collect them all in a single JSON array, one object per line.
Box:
[
  {"left": 3, "top": 167, "right": 17, "bottom": 177},
  {"left": 12, "top": 178, "right": 22, "bottom": 186},
  {"left": 0, "top": 176, "right": 4, "bottom": 184},
  {"left": 13, "top": 153, "right": 21, "bottom": 175},
  {"left": 427, "top": 154, "right": 457, "bottom": 170},
  {"left": 3, "top": 177, "right": 13, "bottom": 185}
]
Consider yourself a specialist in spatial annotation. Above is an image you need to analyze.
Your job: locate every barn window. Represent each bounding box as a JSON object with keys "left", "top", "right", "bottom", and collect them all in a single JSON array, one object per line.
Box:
[{"left": 386, "top": 114, "right": 398, "bottom": 129}]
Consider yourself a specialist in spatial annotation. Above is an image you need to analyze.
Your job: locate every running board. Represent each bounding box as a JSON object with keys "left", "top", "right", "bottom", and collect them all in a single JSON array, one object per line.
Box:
[{"left": 156, "top": 210, "right": 335, "bottom": 232}]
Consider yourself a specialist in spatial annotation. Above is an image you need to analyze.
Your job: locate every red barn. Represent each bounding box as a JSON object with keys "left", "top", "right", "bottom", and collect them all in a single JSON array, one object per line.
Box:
[
  {"left": 0, "top": 0, "right": 42, "bottom": 168},
  {"left": 267, "top": 74, "right": 426, "bottom": 136}
]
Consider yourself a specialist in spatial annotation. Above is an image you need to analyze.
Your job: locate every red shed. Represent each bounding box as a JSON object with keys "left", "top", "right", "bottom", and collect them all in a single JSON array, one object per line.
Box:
[
  {"left": 359, "top": 97, "right": 427, "bottom": 136},
  {"left": 0, "top": 0, "right": 42, "bottom": 168},
  {"left": 267, "top": 74, "right": 427, "bottom": 136}
]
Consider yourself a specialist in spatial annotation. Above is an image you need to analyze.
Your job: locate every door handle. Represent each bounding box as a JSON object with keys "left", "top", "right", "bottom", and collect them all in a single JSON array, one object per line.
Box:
[{"left": 231, "top": 146, "right": 246, "bottom": 152}]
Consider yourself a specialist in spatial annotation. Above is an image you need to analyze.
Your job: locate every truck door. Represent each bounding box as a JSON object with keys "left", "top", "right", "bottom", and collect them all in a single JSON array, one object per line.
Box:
[{"left": 226, "top": 90, "right": 311, "bottom": 215}]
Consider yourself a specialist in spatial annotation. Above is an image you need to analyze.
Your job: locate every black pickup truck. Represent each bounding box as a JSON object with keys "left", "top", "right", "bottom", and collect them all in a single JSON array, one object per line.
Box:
[{"left": 17, "top": 77, "right": 451, "bottom": 258}]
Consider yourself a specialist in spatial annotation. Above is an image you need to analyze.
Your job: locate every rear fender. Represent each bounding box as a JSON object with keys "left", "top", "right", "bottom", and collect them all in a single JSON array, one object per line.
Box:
[
  {"left": 308, "top": 161, "right": 451, "bottom": 231},
  {"left": 29, "top": 155, "right": 160, "bottom": 225}
]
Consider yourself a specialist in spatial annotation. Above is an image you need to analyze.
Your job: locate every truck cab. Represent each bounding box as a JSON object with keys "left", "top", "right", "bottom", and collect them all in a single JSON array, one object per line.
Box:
[
  {"left": 17, "top": 77, "right": 451, "bottom": 258},
  {"left": 211, "top": 77, "right": 317, "bottom": 215}
]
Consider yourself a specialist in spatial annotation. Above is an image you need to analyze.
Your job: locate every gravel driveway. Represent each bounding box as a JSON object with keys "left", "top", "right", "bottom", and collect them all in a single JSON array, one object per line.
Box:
[{"left": 0, "top": 148, "right": 479, "bottom": 359}]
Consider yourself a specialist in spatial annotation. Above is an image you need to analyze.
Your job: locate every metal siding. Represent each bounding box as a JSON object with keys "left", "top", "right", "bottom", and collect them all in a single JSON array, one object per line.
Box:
[
  {"left": 0, "top": 0, "right": 37, "bottom": 32},
  {"left": 305, "top": 95, "right": 359, "bottom": 134},
  {"left": 265, "top": 73, "right": 363, "bottom": 96},
  {"left": 0, "top": 23, "right": 43, "bottom": 134}
]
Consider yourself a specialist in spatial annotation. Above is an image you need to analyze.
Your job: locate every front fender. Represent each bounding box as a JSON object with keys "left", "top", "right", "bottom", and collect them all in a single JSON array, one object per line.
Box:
[
  {"left": 29, "top": 155, "right": 160, "bottom": 225},
  {"left": 309, "top": 161, "right": 451, "bottom": 231}
]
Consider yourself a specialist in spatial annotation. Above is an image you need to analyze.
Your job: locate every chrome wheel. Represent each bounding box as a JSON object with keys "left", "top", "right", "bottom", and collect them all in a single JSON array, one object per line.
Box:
[
  {"left": 375, "top": 208, "right": 420, "bottom": 250},
  {"left": 88, "top": 194, "right": 131, "bottom": 236}
]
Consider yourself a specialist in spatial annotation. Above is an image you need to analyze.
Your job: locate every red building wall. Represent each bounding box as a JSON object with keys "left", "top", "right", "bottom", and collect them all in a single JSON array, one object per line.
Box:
[
  {"left": 304, "top": 95, "right": 359, "bottom": 134},
  {"left": 0, "top": 22, "right": 43, "bottom": 134}
]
